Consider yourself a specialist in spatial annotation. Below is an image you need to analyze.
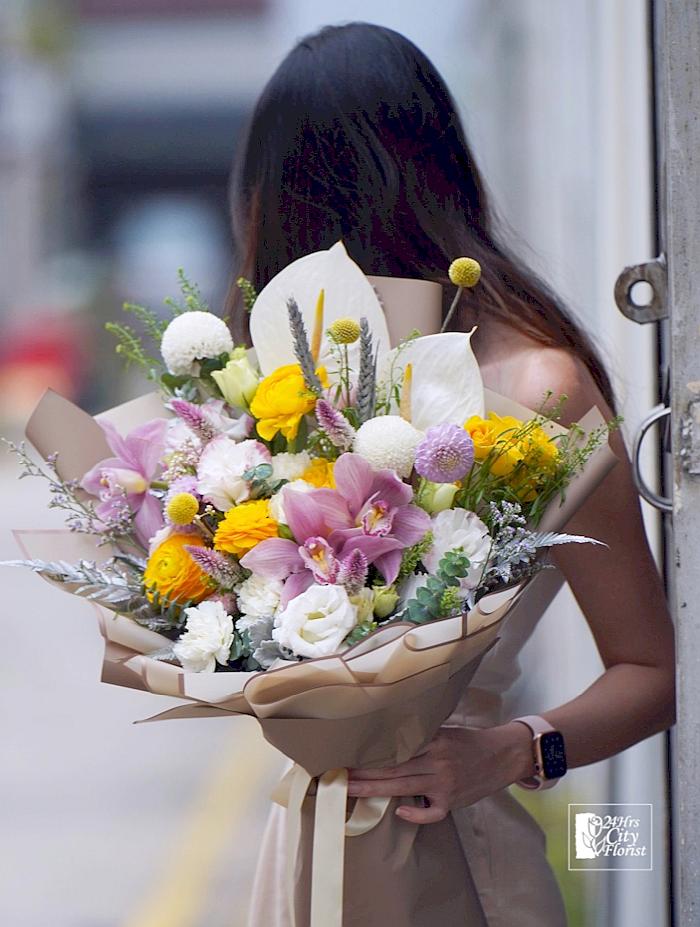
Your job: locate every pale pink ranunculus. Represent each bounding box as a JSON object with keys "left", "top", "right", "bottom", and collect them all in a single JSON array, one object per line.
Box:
[{"left": 196, "top": 436, "right": 271, "bottom": 511}]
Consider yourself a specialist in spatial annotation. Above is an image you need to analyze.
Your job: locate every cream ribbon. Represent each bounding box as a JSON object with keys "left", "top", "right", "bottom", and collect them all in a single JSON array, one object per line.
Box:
[{"left": 272, "top": 764, "right": 391, "bottom": 927}]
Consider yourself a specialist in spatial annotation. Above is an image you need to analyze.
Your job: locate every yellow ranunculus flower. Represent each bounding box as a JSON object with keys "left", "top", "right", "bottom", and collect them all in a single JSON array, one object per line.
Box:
[
  {"left": 250, "top": 363, "right": 329, "bottom": 442},
  {"left": 301, "top": 457, "right": 336, "bottom": 488},
  {"left": 214, "top": 499, "right": 279, "bottom": 558},
  {"left": 144, "top": 533, "right": 212, "bottom": 604}
]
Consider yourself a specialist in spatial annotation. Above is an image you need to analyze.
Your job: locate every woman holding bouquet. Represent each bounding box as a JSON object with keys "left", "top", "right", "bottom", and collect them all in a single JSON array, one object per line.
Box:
[{"left": 228, "top": 23, "right": 675, "bottom": 926}]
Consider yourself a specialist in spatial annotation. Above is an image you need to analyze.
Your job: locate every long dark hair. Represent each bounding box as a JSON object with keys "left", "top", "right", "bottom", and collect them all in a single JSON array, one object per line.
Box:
[{"left": 227, "top": 22, "right": 615, "bottom": 410}]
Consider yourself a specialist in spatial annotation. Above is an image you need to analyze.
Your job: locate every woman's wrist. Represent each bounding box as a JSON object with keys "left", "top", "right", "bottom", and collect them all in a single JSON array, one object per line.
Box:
[{"left": 497, "top": 720, "right": 538, "bottom": 784}]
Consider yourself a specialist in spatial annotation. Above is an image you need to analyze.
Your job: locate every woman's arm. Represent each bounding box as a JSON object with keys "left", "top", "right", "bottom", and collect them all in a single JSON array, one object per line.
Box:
[
  {"left": 348, "top": 349, "right": 676, "bottom": 823},
  {"left": 524, "top": 349, "right": 676, "bottom": 761}
]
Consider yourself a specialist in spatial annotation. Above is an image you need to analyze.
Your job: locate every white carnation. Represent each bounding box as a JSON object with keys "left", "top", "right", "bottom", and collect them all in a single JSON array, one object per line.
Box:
[
  {"left": 269, "top": 479, "right": 315, "bottom": 524},
  {"left": 161, "top": 311, "right": 234, "bottom": 376},
  {"left": 271, "top": 452, "right": 311, "bottom": 482},
  {"left": 236, "top": 574, "right": 284, "bottom": 627},
  {"left": 173, "top": 600, "right": 234, "bottom": 673},
  {"left": 273, "top": 584, "right": 358, "bottom": 659},
  {"left": 353, "top": 415, "right": 423, "bottom": 479},
  {"left": 197, "top": 436, "right": 270, "bottom": 511},
  {"left": 422, "top": 508, "right": 491, "bottom": 589}
]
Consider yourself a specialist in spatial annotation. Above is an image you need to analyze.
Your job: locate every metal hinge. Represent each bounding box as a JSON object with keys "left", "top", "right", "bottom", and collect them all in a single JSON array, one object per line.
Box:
[
  {"left": 680, "top": 399, "right": 700, "bottom": 475},
  {"left": 614, "top": 254, "right": 668, "bottom": 323}
]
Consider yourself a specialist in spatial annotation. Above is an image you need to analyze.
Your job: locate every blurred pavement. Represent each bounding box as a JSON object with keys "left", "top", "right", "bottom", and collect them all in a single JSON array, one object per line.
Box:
[{"left": 0, "top": 457, "right": 286, "bottom": 927}]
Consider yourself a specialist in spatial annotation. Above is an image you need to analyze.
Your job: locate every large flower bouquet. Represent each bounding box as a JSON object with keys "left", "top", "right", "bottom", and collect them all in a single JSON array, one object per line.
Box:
[
  {"left": 5, "top": 241, "right": 618, "bottom": 927},
  {"left": 7, "top": 243, "right": 611, "bottom": 672}
]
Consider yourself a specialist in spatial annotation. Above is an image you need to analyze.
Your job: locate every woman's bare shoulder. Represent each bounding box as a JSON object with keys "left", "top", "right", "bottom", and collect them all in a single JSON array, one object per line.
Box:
[{"left": 480, "top": 336, "right": 603, "bottom": 423}]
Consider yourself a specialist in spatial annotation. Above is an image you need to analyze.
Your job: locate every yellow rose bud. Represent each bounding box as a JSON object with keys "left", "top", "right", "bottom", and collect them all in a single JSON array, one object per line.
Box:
[
  {"left": 372, "top": 585, "right": 399, "bottom": 619},
  {"left": 214, "top": 499, "right": 279, "bottom": 558},
  {"left": 211, "top": 353, "right": 260, "bottom": 410},
  {"left": 166, "top": 492, "right": 199, "bottom": 526},
  {"left": 250, "top": 363, "right": 329, "bottom": 442},
  {"left": 144, "top": 534, "right": 212, "bottom": 604},
  {"left": 328, "top": 317, "right": 361, "bottom": 344},
  {"left": 448, "top": 257, "right": 482, "bottom": 288}
]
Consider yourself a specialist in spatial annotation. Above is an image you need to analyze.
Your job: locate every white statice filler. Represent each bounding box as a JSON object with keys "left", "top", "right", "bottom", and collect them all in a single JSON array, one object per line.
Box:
[
  {"left": 236, "top": 575, "right": 285, "bottom": 628},
  {"left": 161, "top": 310, "right": 234, "bottom": 376},
  {"left": 173, "top": 600, "right": 234, "bottom": 673},
  {"left": 196, "top": 436, "right": 270, "bottom": 510},
  {"left": 273, "top": 584, "right": 358, "bottom": 659},
  {"left": 422, "top": 508, "right": 492, "bottom": 589}
]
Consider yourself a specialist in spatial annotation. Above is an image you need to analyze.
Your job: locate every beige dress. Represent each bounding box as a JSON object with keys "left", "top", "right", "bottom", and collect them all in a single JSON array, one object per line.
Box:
[{"left": 247, "top": 568, "right": 569, "bottom": 926}]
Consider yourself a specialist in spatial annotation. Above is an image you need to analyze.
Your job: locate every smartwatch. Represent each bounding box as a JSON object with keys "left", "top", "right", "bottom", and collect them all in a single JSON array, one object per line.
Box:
[{"left": 511, "top": 714, "right": 567, "bottom": 790}]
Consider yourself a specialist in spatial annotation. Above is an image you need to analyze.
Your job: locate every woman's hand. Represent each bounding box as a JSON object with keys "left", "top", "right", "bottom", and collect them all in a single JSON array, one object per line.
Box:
[{"left": 347, "top": 721, "right": 536, "bottom": 824}]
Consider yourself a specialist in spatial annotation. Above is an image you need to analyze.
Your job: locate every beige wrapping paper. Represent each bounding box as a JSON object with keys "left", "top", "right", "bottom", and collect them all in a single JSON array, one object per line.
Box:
[{"left": 15, "top": 309, "right": 618, "bottom": 924}]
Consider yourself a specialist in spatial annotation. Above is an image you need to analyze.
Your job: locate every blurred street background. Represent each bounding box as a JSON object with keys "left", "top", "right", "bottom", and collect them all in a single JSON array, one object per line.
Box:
[{"left": 0, "top": 1, "right": 669, "bottom": 925}]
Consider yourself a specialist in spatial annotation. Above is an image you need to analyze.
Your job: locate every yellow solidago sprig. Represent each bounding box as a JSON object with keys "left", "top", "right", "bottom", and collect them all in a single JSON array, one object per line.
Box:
[
  {"left": 441, "top": 256, "right": 482, "bottom": 333},
  {"left": 213, "top": 499, "right": 279, "bottom": 558},
  {"left": 301, "top": 457, "right": 336, "bottom": 488}
]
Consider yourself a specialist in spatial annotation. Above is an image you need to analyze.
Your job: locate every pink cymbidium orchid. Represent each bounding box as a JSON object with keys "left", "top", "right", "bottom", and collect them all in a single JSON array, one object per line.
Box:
[
  {"left": 240, "top": 453, "right": 430, "bottom": 605},
  {"left": 81, "top": 418, "right": 168, "bottom": 548}
]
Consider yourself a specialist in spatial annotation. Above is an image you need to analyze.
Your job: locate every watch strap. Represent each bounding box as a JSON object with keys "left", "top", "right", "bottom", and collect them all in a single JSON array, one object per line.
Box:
[{"left": 511, "top": 714, "right": 560, "bottom": 790}]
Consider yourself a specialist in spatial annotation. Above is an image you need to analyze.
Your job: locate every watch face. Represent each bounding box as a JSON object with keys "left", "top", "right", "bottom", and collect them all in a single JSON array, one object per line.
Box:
[{"left": 540, "top": 731, "right": 567, "bottom": 779}]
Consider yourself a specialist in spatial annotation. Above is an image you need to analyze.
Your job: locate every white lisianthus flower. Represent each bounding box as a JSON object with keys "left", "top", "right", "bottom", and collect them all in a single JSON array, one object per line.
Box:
[
  {"left": 353, "top": 415, "right": 423, "bottom": 479},
  {"left": 173, "top": 600, "right": 234, "bottom": 673},
  {"left": 273, "top": 584, "right": 358, "bottom": 659},
  {"left": 422, "top": 508, "right": 491, "bottom": 589},
  {"left": 271, "top": 451, "right": 311, "bottom": 482},
  {"left": 269, "top": 480, "right": 315, "bottom": 525},
  {"left": 196, "top": 436, "right": 270, "bottom": 511},
  {"left": 236, "top": 574, "right": 284, "bottom": 628},
  {"left": 161, "top": 311, "right": 234, "bottom": 376}
]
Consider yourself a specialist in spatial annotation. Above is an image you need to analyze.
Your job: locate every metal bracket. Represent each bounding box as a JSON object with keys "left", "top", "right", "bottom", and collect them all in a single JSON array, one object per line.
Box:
[
  {"left": 632, "top": 404, "right": 672, "bottom": 513},
  {"left": 680, "top": 399, "right": 700, "bottom": 475},
  {"left": 614, "top": 254, "right": 668, "bottom": 323}
]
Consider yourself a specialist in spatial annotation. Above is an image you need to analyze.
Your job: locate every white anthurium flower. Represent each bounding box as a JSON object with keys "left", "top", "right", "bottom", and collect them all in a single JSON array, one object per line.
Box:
[
  {"left": 249, "top": 240, "right": 391, "bottom": 378},
  {"left": 382, "top": 330, "right": 484, "bottom": 430}
]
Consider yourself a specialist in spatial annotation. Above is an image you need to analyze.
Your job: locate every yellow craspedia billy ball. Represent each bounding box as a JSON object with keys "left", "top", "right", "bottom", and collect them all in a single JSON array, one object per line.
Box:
[
  {"left": 328, "top": 317, "right": 361, "bottom": 344},
  {"left": 449, "top": 257, "right": 482, "bottom": 288},
  {"left": 144, "top": 534, "right": 212, "bottom": 604},
  {"left": 166, "top": 492, "right": 199, "bottom": 526}
]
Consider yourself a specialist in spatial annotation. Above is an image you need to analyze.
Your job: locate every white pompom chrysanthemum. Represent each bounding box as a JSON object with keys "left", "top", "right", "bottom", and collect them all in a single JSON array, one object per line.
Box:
[
  {"left": 161, "top": 311, "right": 234, "bottom": 376},
  {"left": 353, "top": 415, "right": 423, "bottom": 479}
]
